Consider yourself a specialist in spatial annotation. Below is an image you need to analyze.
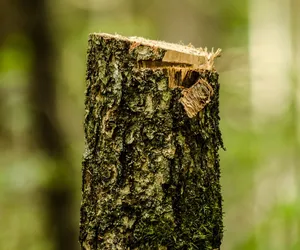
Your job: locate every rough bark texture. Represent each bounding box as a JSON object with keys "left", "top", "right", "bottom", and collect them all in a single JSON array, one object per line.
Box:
[{"left": 80, "top": 33, "right": 224, "bottom": 250}]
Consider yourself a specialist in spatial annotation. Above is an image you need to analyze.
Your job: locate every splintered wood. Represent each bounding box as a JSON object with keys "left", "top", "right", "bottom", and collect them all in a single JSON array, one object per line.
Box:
[
  {"left": 102, "top": 33, "right": 221, "bottom": 118},
  {"left": 180, "top": 79, "right": 214, "bottom": 118},
  {"left": 135, "top": 38, "right": 221, "bottom": 118}
]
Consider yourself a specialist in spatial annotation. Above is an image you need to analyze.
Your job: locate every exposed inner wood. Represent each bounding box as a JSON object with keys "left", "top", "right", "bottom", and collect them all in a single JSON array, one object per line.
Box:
[
  {"left": 95, "top": 33, "right": 221, "bottom": 117},
  {"left": 96, "top": 33, "right": 221, "bottom": 69},
  {"left": 163, "top": 50, "right": 206, "bottom": 66},
  {"left": 162, "top": 48, "right": 221, "bottom": 70},
  {"left": 180, "top": 79, "right": 214, "bottom": 118},
  {"left": 137, "top": 61, "right": 193, "bottom": 69},
  {"left": 108, "top": 33, "right": 207, "bottom": 56},
  {"left": 167, "top": 67, "right": 192, "bottom": 88}
]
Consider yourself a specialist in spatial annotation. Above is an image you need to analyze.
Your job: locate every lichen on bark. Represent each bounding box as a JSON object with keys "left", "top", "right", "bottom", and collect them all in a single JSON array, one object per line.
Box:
[{"left": 80, "top": 33, "right": 224, "bottom": 250}]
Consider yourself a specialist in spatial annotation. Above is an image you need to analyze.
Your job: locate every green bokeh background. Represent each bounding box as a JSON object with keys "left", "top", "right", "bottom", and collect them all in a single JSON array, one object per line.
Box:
[{"left": 0, "top": 0, "right": 299, "bottom": 249}]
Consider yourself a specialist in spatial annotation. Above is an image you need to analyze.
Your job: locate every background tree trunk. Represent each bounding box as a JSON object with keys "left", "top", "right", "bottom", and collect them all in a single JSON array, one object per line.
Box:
[
  {"left": 16, "top": 0, "right": 78, "bottom": 249},
  {"left": 80, "top": 33, "right": 224, "bottom": 250}
]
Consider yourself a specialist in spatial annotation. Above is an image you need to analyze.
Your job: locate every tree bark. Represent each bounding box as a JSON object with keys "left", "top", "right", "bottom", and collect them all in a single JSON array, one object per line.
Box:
[{"left": 80, "top": 33, "right": 224, "bottom": 250}]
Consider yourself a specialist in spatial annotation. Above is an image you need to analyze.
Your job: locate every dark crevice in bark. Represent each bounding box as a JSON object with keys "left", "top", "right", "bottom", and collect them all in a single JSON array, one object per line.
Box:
[{"left": 138, "top": 60, "right": 193, "bottom": 69}]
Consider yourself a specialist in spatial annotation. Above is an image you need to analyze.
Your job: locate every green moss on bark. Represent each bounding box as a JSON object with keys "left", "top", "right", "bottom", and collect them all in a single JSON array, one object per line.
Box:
[{"left": 80, "top": 33, "right": 224, "bottom": 250}]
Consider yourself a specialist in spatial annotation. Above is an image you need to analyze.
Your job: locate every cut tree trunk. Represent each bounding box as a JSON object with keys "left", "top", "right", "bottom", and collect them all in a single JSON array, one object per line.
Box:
[{"left": 80, "top": 33, "right": 224, "bottom": 250}]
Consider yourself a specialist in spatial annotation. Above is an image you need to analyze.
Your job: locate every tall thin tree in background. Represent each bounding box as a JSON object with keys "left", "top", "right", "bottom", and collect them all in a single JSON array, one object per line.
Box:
[
  {"left": 16, "top": 0, "right": 78, "bottom": 249},
  {"left": 0, "top": 0, "right": 14, "bottom": 148},
  {"left": 249, "top": 0, "right": 298, "bottom": 248},
  {"left": 290, "top": 0, "right": 300, "bottom": 247}
]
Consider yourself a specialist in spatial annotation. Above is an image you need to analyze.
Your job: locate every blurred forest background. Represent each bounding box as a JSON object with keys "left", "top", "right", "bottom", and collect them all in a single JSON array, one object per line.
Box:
[{"left": 0, "top": 0, "right": 300, "bottom": 249}]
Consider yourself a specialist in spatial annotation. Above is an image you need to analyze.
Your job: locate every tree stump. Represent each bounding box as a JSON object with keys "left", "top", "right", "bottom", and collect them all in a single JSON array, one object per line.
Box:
[{"left": 80, "top": 33, "right": 224, "bottom": 250}]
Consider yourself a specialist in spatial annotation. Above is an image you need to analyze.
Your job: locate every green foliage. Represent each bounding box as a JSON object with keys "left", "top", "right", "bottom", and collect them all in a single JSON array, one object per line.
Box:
[{"left": 1, "top": 0, "right": 299, "bottom": 249}]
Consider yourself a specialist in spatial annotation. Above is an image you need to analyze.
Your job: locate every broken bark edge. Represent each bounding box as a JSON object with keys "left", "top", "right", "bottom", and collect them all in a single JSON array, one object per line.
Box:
[
  {"left": 91, "top": 33, "right": 221, "bottom": 69},
  {"left": 90, "top": 33, "right": 222, "bottom": 118}
]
